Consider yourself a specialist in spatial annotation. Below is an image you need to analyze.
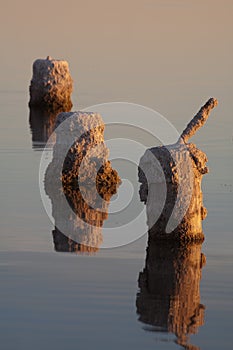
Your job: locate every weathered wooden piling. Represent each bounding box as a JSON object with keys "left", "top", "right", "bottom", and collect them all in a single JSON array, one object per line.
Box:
[
  {"left": 44, "top": 110, "right": 120, "bottom": 252},
  {"left": 139, "top": 98, "right": 218, "bottom": 241},
  {"left": 29, "top": 56, "right": 73, "bottom": 110},
  {"left": 46, "top": 111, "right": 121, "bottom": 190}
]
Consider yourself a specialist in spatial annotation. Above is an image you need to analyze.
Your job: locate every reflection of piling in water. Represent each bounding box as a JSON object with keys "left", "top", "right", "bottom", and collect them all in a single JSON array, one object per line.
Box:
[
  {"left": 45, "top": 110, "right": 120, "bottom": 254},
  {"left": 29, "top": 56, "right": 73, "bottom": 110},
  {"left": 46, "top": 185, "right": 115, "bottom": 254},
  {"left": 138, "top": 98, "right": 218, "bottom": 241},
  {"left": 136, "top": 240, "right": 206, "bottom": 349},
  {"left": 29, "top": 106, "right": 71, "bottom": 149}
]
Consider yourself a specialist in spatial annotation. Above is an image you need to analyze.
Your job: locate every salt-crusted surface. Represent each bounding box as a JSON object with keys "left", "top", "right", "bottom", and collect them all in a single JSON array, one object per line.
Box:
[
  {"left": 138, "top": 98, "right": 218, "bottom": 241},
  {"left": 29, "top": 56, "right": 73, "bottom": 110}
]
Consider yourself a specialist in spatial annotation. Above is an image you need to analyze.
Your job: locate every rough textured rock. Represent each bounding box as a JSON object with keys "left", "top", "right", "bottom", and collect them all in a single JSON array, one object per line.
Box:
[
  {"left": 138, "top": 98, "right": 218, "bottom": 241},
  {"left": 29, "top": 56, "right": 73, "bottom": 110},
  {"left": 136, "top": 239, "right": 206, "bottom": 349}
]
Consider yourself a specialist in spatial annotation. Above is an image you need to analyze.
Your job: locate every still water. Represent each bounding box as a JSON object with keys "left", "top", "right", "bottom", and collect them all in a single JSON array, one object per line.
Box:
[{"left": 0, "top": 90, "right": 232, "bottom": 350}]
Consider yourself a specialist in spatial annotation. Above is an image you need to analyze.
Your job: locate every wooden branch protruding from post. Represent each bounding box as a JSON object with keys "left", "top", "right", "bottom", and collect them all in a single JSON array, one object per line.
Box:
[{"left": 178, "top": 98, "right": 218, "bottom": 144}]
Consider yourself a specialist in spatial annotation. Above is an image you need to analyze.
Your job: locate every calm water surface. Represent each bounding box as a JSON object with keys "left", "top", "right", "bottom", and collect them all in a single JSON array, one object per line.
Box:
[{"left": 0, "top": 91, "right": 232, "bottom": 350}]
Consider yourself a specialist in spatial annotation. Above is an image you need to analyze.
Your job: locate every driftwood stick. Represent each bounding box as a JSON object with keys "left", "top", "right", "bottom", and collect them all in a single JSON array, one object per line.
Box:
[{"left": 179, "top": 98, "right": 218, "bottom": 144}]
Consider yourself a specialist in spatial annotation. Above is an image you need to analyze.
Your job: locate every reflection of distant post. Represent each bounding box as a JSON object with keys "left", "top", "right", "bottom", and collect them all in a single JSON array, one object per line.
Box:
[
  {"left": 29, "top": 106, "right": 70, "bottom": 149},
  {"left": 136, "top": 240, "right": 206, "bottom": 349}
]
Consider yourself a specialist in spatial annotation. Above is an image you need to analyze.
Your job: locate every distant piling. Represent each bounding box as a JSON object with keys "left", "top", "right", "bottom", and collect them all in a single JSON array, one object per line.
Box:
[{"left": 29, "top": 56, "right": 73, "bottom": 110}]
